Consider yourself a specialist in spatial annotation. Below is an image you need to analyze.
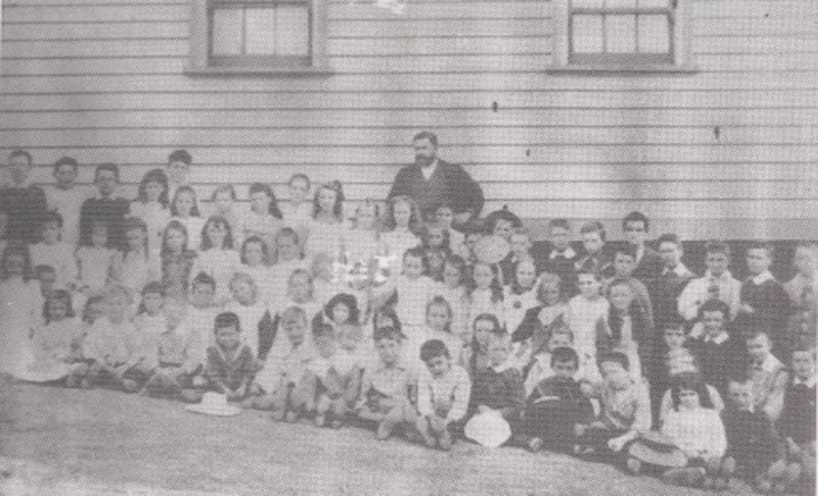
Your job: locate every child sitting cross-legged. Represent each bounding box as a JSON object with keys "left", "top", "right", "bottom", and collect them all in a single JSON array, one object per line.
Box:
[
  {"left": 659, "top": 372, "right": 728, "bottom": 489},
  {"left": 771, "top": 347, "right": 816, "bottom": 494},
  {"left": 31, "top": 290, "right": 88, "bottom": 386},
  {"left": 307, "top": 323, "right": 362, "bottom": 429},
  {"left": 574, "top": 351, "right": 651, "bottom": 464},
  {"left": 524, "top": 346, "right": 594, "bottom": 453},
  {"left": 182, "top": 312, "right": 256, "bottom": 404},
  {"left": 249, "top": 306, "right": 316, "bottom": 422},
  {"left": 466, "top": 328, "right": 527, "bottom": 448},
  {"left": 81, "top": 284, "right": 156, "bottom": 392},
  {"left": 355, "top": 326, "right": 416, "bottom": 441},
  {"left": 721, "top": 377, "right": 786, "bottom": 493},
  {"left": 414, "top": 339, "right": 472, "bottom": 451}
]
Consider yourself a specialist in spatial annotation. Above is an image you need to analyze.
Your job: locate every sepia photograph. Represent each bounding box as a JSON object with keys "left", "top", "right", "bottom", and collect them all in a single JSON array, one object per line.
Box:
[{"left": 0, "top": 0, "right": 816, "bottom": 494}]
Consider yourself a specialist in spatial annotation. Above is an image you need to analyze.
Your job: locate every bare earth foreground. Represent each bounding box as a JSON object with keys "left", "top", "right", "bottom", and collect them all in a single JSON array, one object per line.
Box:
[{"left": 0, "top": 378, "right": 762, "bottom": 496}]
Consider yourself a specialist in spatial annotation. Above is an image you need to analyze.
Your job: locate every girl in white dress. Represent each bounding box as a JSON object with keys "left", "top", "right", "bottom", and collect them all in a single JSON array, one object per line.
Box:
[
  {"left": 129, "top": 168, "right": 171, "bottom": 256},
  {"left": 210, "top": 184, "right": 245, "bottom": 249},
  {"left": 190, "top": 215, "right": 241, "bottom": 305},
  {"left": 381, "top": 195, "right": 422, "bottom": 273},
  {"left": 241, "top": 183, "right": 283, "bottom": 257},
  {"left": 0, "top": 245, "right": 41, "bottom": 377},
  {"left": 281, "top": 173, "right": 313, "bottom": 238},
  {"left": 240, "top": 235, "right": 274, "bottom": 307},
  {"left": 112, "top": 217, "right": 160, "bottom": 305},
  {"left": 305, "top": 181, "right": 347, "bottom": 262},
  {"left": 169, "top": 186, "right": 204, "bottom": 253}
]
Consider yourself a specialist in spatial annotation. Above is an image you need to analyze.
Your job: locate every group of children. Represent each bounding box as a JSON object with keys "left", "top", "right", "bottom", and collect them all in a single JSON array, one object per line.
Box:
[{"left": 0, "top": 149, "right": 815, "bottom": 494}]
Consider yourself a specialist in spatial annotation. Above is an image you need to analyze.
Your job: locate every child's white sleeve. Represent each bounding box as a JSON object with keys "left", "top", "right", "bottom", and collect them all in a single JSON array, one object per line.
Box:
[
  {"left": 416, "top": 370, "right": 434, "bottom": 417},
  {"left": 448, "top": 367, "right": 471, "bottom": 423}
]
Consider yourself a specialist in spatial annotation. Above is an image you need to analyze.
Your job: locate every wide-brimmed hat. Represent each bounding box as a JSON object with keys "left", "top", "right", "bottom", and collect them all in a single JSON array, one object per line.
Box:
[
  {"left": 464, "top": 411, "right": 511, "bottom": 448},
  {"left": 628, "top": 431, "right": 687, "bottom": 468},
  {"left": 184, "top": 392, "right": 241, "bottom": 417},
  {"left": 473, "top": 235, "right": 510, "bottom": 265}
]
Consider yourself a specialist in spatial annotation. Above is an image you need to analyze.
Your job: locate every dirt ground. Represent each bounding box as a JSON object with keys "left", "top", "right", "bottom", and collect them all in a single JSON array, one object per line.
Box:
[{"left": 0, "top": 378, "right": 768, "bottom": 496}]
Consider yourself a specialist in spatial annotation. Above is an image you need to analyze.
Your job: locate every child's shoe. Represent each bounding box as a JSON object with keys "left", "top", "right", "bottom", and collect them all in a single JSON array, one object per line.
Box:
[
  {"left": 438, "top": 429, "right": 453, "bottom": 451},
  {"left": 527, "top": 437, "right": 544, "bottom": 453},
  {"left": 376, "top": 420, "right": 395, "bottom": 440},
  {"left": 271, "top": 408, "right": 286, "bottom": 422},
  {"left": 416, "top": 419, "right": 436, "bottom": 448},
  {"left": 626, "top": 457, "right": 642, "bottom": 475},
  {"left": 315, "top": 413, "right": 326, "bottom": 427},
  {"left": 121, "top": 379, "right": 139, "bottom": 393}
]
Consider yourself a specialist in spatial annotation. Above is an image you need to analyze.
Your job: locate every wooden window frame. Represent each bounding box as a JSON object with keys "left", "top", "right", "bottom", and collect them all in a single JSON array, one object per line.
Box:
[
  {"left": 549, "top": 0, "right": 698, "bottom": 73},
  {"left": 185, "top": 0, "right": 331, "bottom": 76}
]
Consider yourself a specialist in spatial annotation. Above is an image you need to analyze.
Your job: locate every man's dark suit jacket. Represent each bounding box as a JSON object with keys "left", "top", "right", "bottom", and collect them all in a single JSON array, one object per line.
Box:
[{"left": 387, "top": 159, "right": 484, "bottom": 221}]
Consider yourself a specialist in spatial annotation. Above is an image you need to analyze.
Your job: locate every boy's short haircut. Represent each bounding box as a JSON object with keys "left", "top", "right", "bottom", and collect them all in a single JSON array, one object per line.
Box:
[
  {"left": 612, "top": 244, "right": 637, "bottom": 259},
  {"left": 288, "top": 173, "right": 311, "bottom": 188},
  {"left": 747, "top": 241, "right": 774, "bottom": 258},
  {"left": 420, "top": 339, "right": 450, "bottom": 363},
  {"left": 727, "top": 376, "right": 752, "bottom": 390},
  {"left": 403, "top": 246, "right": 427, "bottom": 266},
  {"left": 9, "top": 149, "right": 33, "bottom": 164},
  {"left": 94, "top": 162, "right": 120, "bottom": 182},
  {"left": 607, "top": 277, "right": 633, "bottom": 293},
  {"left": 746, "top": 330, "right": 771, "bottom": 344},
  {"left": 275, "top": 226, "right": 300, "bottom": 245},
  {"left": 104, "top": 283, "right": 132, "bottom": 303},
  {"left": 191, "top": 271, "right": 217, "bottom": 290},
  {"left": 698, "top": 298, "right": 730, "bottom": 320},
  {"left": 40, "top": 210, "right": 64, "bottom": 228},
  {"left": 34, "top": 264, "right": 56, "bottom": 278},
  {"left": 214, "top": 311, "right": 241, "bottom": 332},
  {"left": 168, "top": 149, "right": 192, "bottom": 165},
  {"left": 663, "top": 321, "right": 686, "bottom": 333},
  {"left": 622, "top": 211, "right": 650, "bottom": 231},
  {"left": 281, "top": 305, "right": 307, "bottom": 325},
  {"left": 550, "top": 346, "right": 579, "bottom": 368},
  {"left": 314, "top": 322, "right": 336, "bottom": 339},
  {"left": 413, "top": 131, "right": 438, "bottom": 146},
  {"left": 579, "top": 221, "right": 606, "bottom": 241},
  {"left": 549, "top": 218, "right": 571, "bottom": 231},
  {"left": 598, "top": 350, "right": 630, "bottom": 371},
  {"left": 577, "top": 268, "right": 601, "bottom": 281},
  {"left": 657, "top": 233, "right": 681, "bottom": 246},
  {"left": 142, "top": 281, "right": 165, "bottom": 296},
  {"left": 53, "top": 156, "right": 78, "bottom": 173},
  {"left": 211, "top": 184, "right": 236, "bottom": 201},
  {"left": 229, "top": 272, "right": 257, "bottom": 294},
  {"left": 704, "top": 241, "right": 731, "bottom": 258},
  {"left": 551, "top": 322, "right": 574, "bottom": 342},
  {"left": 374, "top": 326, "right": 406, "bottom": 343}
]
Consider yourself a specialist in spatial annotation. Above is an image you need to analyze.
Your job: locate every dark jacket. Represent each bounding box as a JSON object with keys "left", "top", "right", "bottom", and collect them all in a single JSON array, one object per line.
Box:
[{"left": 387, "top": 159, "right": 484, "bottom": 221}]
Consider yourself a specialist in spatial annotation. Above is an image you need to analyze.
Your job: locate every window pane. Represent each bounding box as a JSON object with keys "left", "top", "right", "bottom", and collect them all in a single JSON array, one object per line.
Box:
[
  {"left": 212, "top": 8, "right": 243, "bottom": 56},
  {"left": 571, "top": 0, "right": 604, "bottom": 8},
  {"left": 572, "top": 15, "right": 603, "bottom": 53},
  {"left": 605, "top": 15, "right": 636, "bottom": 53},
  {"left": 245, "top": 8, "right": 277, "bottom": 55},
  {"left": 637, "top": 14, "right": 670, "bottom": 53},
  {"left": 275, "top": 5, "right": 310, "bottom": 56},
  {"left": 637, "top": 0, "right": 670, "bottom": 8},
  {"left": 604, "top": 0, "right": 636, "bottom": 8}
]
